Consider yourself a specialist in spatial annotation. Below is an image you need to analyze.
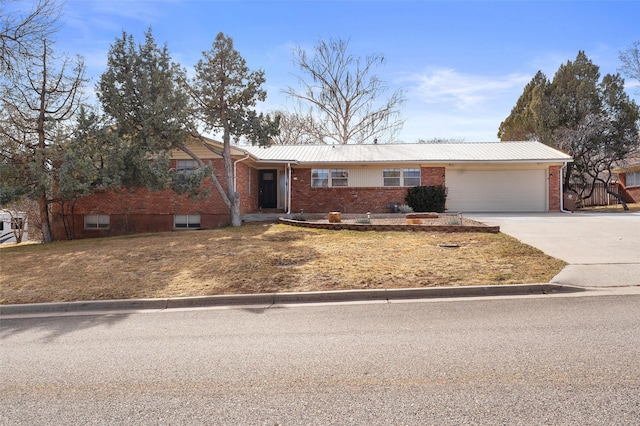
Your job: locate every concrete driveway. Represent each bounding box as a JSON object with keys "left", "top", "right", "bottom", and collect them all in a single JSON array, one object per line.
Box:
[{"left": 469, "top": 212, "right": 640, "bottom": 287}]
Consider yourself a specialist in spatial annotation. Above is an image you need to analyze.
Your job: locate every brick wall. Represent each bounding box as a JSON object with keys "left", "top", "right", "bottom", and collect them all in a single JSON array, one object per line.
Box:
[
  {"left": 241, "top": 166, "right": 259, "bottom": 213},
  {"left": 618, "top": 173, "right": 640, "bottom": 203},
  {"left": 548, "top": 165, "right": 561, "bottom": 211},
  {"left": 290, "top": 167, "right": 446, "bottom": 214},
  {"left": 50, "top": 157, "right": 251, "bottom": 240},
  {"left": 52, "top": 212, "right": 232, "bottom": 240},
  {"left": 422, "top": 167, "right": 445, "bottom": 186}
]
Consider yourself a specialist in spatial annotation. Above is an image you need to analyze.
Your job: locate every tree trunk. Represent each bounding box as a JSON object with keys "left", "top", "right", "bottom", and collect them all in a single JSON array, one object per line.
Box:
[
  {"left": 222, "top": 119, "right": 242, "bottom": 227},
  {"left": 37, "top": 39, "right": 53, "bottom": 242},
  {"left": 38, "top": 193, "right": 53, "bottom": 242},
  {"left": 230, "top": 197, "right": 242, "bottom": 227},
  {"left": 606, "top": 188, "right": 629, "bottom": 211},
  {"left": 563, "top": 163, "right": 573, "bottom": 192}
]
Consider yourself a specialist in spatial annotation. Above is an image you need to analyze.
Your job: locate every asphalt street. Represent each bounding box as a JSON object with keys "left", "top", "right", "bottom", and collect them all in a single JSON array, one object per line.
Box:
[{"left": 2, "top": 292, "right": 639, "bottom": 425}]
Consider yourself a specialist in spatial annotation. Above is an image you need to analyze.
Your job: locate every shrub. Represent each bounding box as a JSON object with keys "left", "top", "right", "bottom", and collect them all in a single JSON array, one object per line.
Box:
[
  {"left": 398, "top": 204, "right": 414, "bottom": 213},
  {"left": 405, "top": 185, "right": 448, "bottom": 213}
]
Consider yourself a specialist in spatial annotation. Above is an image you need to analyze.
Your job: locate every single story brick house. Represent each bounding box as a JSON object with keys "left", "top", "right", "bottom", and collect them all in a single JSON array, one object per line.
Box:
[{"left": 52, "top": 140, "right": 572, "bottom": 239}]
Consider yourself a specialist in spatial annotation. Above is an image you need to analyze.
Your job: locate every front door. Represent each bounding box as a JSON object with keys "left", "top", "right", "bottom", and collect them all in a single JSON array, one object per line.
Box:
[{"left": 258, "top": 169, "right": 278, "bottom": 209}]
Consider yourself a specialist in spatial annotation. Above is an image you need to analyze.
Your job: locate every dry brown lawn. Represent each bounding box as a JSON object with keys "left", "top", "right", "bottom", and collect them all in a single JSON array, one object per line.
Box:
[
  {"left": 0, "top": 223, "right": 566, "bottom": 305},
  {"left": 578, "top": 202, "right": 640, "bottom": 213}
]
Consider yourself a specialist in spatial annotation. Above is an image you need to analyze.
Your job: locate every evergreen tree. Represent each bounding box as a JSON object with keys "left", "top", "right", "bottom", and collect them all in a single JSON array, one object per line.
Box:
[
  {"left": 499, "top": 51, "right": 640, "bottom": 207},
  {"left": 498, "top": 70, "right": 548, "bottom": 141},
  {"left": 98, "top": 30, "right": 277, "bottom": 227},
  {"left": 97, "top": 29, "right": 196, "bottom": 190}
]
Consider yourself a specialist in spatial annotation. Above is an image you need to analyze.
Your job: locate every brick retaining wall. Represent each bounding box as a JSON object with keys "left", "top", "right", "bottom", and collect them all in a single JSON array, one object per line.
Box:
[{"left": 279, "top": 218, "right": 500, "bottom": 233}]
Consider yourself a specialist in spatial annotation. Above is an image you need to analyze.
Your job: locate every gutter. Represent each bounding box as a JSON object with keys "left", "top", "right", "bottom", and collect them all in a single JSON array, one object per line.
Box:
[{"left": 287, "top": 163, "right": 292, "bottom": 215}]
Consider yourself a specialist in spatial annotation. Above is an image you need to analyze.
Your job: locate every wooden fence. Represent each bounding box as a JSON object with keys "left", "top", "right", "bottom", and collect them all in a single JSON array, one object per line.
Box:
[{"left": 572, "top": 182, "right": 620, "bottom": 207}]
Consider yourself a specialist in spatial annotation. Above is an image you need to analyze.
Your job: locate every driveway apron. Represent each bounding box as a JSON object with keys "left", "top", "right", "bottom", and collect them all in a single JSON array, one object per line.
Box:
[{"left": 469, "top": 213, "right": 640, "bottom": 287}]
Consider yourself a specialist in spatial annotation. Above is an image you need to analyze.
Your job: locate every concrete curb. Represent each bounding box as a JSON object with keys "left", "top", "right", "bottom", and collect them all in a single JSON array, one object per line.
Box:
[{"left": 0, "top": 284, "right": 586, "bottom": 317}]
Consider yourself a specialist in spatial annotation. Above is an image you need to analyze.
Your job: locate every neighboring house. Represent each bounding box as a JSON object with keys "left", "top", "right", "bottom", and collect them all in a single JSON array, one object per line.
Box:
[
  {"left": 0, "top": 210, "right": 28, "bottom": 244},
  {"left": 613, "top": 152, "right": 640, "bottom": 203},
  {"left": 51, "top": 140, "right": 572, "bottom": 239}
]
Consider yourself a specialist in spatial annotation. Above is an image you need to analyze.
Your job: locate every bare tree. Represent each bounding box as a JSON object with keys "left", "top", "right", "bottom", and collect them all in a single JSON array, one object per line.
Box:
[
  {"left": 0, "top": 0, "right": 60, "bottom": 74},
  {"left": 619, "top": 40, "right": 640, "bottom": 95},
  {"left": 270, "top": 110, "right": 324, "bottom": 145},
  {"left": 1, "top": 38, "right": 86, "bottom": 242},
  {"left": 284, "top": 37, "right": 405, "bottom": 145}
]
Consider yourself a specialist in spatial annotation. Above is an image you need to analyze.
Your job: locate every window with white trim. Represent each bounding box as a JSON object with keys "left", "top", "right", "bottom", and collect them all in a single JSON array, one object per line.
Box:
[
  {"left": 311, "top": 169, "right": 329, "bottom": 187},
  {"left": 176, "top": 160, "right": 199, "bottom": 174},
  {"left": 84, "top": 214, "right": 110, "bottom": 229},
  {"left": 311, "top": 169, "right": 349, "bottom": 187},
  {"left": 330, "top": 169, "right": 349, "bottom": 187},
  {"left": 626, "top": 171, "right": 640, "bottom": 187},
  {"left": 174, "top": 214, "right": 201, "bottom": 229},
  {"left": 383, "top": 169, "right": 401, "bottom": 186},
  {"left": 383, "top": 168, "right": 421, "bottom": 187},
  {"left": 403, "top": 168, "right": 421, "bottom": 186}
]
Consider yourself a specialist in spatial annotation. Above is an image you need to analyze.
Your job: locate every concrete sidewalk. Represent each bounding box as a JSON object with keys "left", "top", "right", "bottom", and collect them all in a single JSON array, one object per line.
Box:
[{"left": 469, "top": 212, "right": 640, "bottom": 287}]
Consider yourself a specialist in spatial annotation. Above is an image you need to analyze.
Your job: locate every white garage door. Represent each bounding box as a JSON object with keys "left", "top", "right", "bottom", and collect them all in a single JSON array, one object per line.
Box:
[{"left": 446, "top": 169, "right": 547, "bottom": 212}]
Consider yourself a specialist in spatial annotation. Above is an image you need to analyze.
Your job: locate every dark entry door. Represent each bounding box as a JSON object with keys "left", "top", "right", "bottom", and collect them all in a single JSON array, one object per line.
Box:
[{"left": 258, "top": 169, "right": 278, "bottom": 209}]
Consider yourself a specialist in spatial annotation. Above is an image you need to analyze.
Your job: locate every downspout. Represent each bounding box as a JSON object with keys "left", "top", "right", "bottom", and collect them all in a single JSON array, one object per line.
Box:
[
  {"left": 233, "top": 154, "right": 251, "bottom": 193},
  {"left": 287, "top": 162, "right": 292, "bottom": 215}
]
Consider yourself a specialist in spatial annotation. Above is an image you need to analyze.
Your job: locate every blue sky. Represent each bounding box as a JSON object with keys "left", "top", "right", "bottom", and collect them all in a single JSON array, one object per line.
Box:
[{"left": 42, "top": 1, "right": 640, "bottom": 142}]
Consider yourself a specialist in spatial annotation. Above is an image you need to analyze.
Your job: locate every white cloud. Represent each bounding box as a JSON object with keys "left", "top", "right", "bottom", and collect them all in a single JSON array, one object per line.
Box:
[{"left": 404, "top": 68, "right": 531, "bottom": 110}]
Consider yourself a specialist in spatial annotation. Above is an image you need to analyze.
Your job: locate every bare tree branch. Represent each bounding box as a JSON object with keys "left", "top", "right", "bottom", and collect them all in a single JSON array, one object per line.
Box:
[
  {"left": 0, "top": 0, "right": 61, "bottom": 74},
  {"left": 619, "top": 40, "right": 640, "bottom": 95},
  {"left": 284, "top": 37, "right": 405, "bottom": 144}
]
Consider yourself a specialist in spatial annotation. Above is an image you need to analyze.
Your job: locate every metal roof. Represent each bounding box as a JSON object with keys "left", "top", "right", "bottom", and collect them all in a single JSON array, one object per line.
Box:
[{"left": 241, "top": 141, "right": 572, "bottom": 164}]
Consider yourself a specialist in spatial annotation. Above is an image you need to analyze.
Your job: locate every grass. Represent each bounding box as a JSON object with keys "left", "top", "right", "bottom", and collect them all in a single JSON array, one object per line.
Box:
[{"left": 0, "top": 223, "right": 566, "bottom": 305}]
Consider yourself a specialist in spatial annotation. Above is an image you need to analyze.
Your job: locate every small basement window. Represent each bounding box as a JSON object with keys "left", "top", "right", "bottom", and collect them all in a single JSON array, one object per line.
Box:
[
  {"left": 174, "top": 214, "right": 201, "bottom": 229},
  {"left": 84, "top": 214, "right": 110, "bottom": 229},
  {"left": 176, "top": 160, "right": 199, "bottom": 174}
]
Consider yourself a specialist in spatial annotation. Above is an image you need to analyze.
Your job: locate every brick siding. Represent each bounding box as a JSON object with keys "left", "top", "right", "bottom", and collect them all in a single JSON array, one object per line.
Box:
[
  {"left": 290, "top": 167, "right": 447, "bottom": 214},
  {"left": 618, "top": 173, "right": 640, "bottom": 203},
  {"left": 51, "top": 158, "right": 242, "bottom": 240},
  {"left": 548, "top": 165, "right": 562, "bottom": 211},
  {"left": 422, "top": 167, "right": 446, "bottom": 186}
]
